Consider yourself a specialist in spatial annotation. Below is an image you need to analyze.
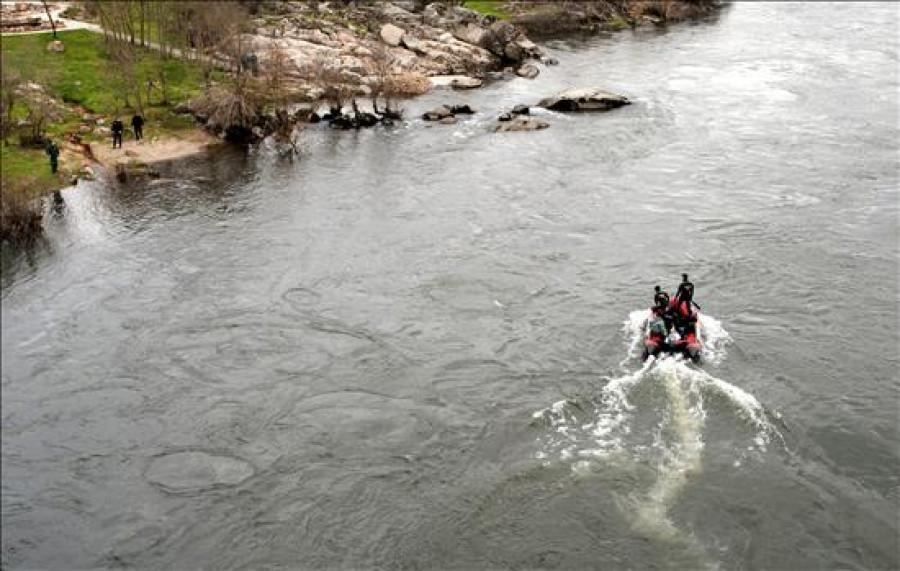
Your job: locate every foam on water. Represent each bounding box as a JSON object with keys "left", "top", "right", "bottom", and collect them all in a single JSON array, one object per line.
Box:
[
  {"left": 534, "top": 310, "right": 778, "bottom": 540},
  {"left": 621, "top": 309, "right": 733, "bottom": 367}
]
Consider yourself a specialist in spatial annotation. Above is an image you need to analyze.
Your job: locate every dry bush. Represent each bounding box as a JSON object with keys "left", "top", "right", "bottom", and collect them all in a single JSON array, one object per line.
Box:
[
  {"left": 191, "top": 79, "right": 261, "bottom": 131},
  {"left": 0, "top": 56, "right": 23, "bottom": 144},
  {"left": 1, "top": 183, "right": 43, "bottom": 242},
  {"left": 303, "top": 55, "right": 361, "bottom": 113},
  {"left": 387, "top": 73, "right": 431, "bottom": 97}
]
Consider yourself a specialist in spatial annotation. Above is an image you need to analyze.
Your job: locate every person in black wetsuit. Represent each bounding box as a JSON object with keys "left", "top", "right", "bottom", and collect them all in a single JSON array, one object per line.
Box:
[
  {"left": 45, "top": 140, "right": 59, "bottom": 174},
  {"left": 131, "top": 114, "right": 144, "bottom": 140},
  {"left": 669, "top": 274, "right": 698, "bottom": 337},
  {"left": 111, "top": 118, "right": 124, "bottom": 148}
]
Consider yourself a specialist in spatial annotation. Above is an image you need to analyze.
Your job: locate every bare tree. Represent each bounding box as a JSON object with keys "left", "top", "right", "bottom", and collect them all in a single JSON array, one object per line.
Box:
[
  {"left": 0, "top": 56, "right": 23, "bottom": 144},
  {"left": 368, "top": 44, "right": 403, "bottom": 119},
  {"left": 40, "top": 0, "right": 57, "bottom": 39},
  {"left": 305, "top": 55, "right": 358, "bottom": 117}
]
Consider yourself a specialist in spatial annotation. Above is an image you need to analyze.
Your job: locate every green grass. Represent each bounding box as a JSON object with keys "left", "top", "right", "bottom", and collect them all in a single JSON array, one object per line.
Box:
[
  {"left": 1, "top": 30, "right": 204, "bottom": 114},
  {"left": 463, "top": 1, "right": 512, "bottom": 19},
  {"left": 1, "top": 29, "right": 209, "bottom": 199},
  {"left": 0, "top": 143, "right": 70, "bottom": 199}
]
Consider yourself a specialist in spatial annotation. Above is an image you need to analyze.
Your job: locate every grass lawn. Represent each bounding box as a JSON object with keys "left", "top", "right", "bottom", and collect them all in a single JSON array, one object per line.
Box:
[
  {"left": 463, "top": 1, "right": 512, "bottom": 19},
  {"left": 1, "top": 29, "right": 209, "bottom": 199},
  {"left": 0, "top": 143, "right": 71, "bottom": 199},
  {"left": 1, "top": 29, "right": 205, "bottom": 114}
]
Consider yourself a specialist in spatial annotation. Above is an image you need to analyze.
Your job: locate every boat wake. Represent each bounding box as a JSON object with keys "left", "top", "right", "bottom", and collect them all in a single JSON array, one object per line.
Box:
[{"left": 533, "top": 310, "right": 780, "bottom": 542}]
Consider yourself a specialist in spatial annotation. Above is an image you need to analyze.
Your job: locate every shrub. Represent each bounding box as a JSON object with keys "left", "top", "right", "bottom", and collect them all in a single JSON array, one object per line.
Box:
[{"left": 0, "top": 181, "right": 43, "bottom": 242}]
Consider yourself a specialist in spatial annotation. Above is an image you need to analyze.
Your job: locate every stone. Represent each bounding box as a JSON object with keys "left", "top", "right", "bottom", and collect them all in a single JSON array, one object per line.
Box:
[
  {"left": 453, "top": 22, "right": 489, "bottom": 47},
  {"left": 380, "top": 23, "right": 405, "bottom": 47},
  {"left": 422, "top": 105, "right": 453, "bottom": 121},
  {"left": 516, "top": 64, "right": 540, "bottom": 79},
  {"left": 511, "top": 104, "right": 530, "bottom": 115},
  {"left": 493, "top": 118, "right": 550, "bottom": 132},
  {"left": 498, "top": 112, "right": 512, "bottom": 122},
  {"left": 538, "top": 87, "right": 631, "bottom": 112},
  {"left": 439, "top": 116, "right": 457, "bottom": 125},
  {"left": 447, "top": 5, "right": 481, "bottom": 25},
  {"left": 450, "top": 76, "right": 483, "bottom": 89},
  {"left": 450, "top": 104, "right": 475, "bottom": 115},
  {"left": 400, "top": 35, "right": 423, "bottom": 53},
  {"left": 422, "top": 3, "right": 445, "bottom": 26}
]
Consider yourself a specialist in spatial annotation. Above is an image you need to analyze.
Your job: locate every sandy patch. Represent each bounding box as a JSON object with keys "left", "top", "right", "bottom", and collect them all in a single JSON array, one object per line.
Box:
[{"left": 90, "top": 130, "right": 223, "bottom": 167}]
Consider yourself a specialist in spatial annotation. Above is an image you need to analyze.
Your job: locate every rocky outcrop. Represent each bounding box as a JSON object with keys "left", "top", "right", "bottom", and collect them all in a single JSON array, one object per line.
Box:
[
  {"left": 423, "top": 105, "right": 454, "bottom": 121},
  {"left": 493, "top": 118, "right": 550, "bottom": 132},
  {"left": 243, "top": 1, "right": 547, "bottom": 103},
  {"left": 538, "top": 88, "right": 631, "bottom": 111},
  {"left": 423, "top": 104, "right": 476, "bottom": 123}
]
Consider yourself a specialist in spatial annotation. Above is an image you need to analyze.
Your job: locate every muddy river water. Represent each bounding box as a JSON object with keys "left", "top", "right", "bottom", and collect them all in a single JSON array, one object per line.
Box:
[{"left": 2, "top": 2, "right": 898, "bottom": 569}]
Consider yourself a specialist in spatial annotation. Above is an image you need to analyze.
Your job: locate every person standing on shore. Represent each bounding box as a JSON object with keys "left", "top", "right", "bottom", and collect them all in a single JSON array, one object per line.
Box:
[
  {"left": 45, "top": 140, "right": 59, "bottom": 174},
  {"left": 131, "top": 114, "right": 144, "bottom": 141},
  {"left": 111, "top": 118, "right": 124, "bottom": 149}
]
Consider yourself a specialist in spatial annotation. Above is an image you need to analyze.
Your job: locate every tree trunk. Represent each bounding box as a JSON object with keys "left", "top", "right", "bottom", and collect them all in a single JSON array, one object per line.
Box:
[{"left": 41, "top": 0, "right": 57, "bottom": 39}]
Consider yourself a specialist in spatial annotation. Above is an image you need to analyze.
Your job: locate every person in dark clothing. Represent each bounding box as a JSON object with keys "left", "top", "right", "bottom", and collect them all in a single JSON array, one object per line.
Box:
[
  {"left": 111, "top": 118, "right": 124, "bottom": 148},
  {"left": 131, "top": 114, "right": 144, "bottom": 140},
  {"left": 45, "top": 141, "right": 60, "bottom": 174}
]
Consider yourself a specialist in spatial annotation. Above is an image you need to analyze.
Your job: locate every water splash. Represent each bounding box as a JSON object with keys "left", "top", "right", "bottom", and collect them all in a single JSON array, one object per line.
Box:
[
  {"left": 620, "top": 309, "right": 733, "bottom": 367},
  {"left": 534, "top": 310, "right": 778, "bottom": 541}
]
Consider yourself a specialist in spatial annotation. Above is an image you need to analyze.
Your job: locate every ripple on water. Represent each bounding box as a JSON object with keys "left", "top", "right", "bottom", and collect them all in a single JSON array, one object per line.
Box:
[{"left": 145, "top": 451, "right": 255, "bottom": 495}]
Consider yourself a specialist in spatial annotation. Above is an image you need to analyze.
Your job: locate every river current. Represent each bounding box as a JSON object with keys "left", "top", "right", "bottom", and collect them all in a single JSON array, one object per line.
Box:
[{"left": 2, "top": 3, "right": 898, "bottom": 569}]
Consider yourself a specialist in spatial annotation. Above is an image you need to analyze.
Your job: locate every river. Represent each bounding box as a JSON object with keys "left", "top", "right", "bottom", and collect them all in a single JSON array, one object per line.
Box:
[{"left": 2, "top": 2, "right": 898, "bottom": 569}]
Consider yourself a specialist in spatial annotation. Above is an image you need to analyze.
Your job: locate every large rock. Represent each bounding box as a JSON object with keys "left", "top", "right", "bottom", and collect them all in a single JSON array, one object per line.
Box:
[
  {"left": 489, "top": 21, "right": 519, "bottom": 49},
  {"left": 453, "top": 22, "right": 490, "bottom": 47},
  {"left": 422, "top": 2, "right": 446, "bottom": 27},
  {"left": 493, "top": 118, "right": 550, "bottom": 132},
  {"left": 450, "top": 76, "right": 483, "bottom": 89},
  {"left": 400, "top": 34, "right": 424, "bottom": 54},
  {"left": 380, "top": 23, "right": 405, "bottom": 47},
  {"left": 422, "top": 105, "right": 454, "bottom": 121},
  {"left": 516, "top": 64, "right": 540, "bottom": 79},
  {"left": 538, "top": 88, "right": 631, "bottom": 112}
]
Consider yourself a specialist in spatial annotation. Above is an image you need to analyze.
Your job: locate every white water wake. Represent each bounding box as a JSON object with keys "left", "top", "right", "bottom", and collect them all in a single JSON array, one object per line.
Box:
[{"left": 533, "top": 310, "right": 779, "bottom": 540}]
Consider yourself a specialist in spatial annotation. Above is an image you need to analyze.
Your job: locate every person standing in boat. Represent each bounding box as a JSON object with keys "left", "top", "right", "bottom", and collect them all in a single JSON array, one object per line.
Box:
[{"left": 669, "top": 273, "right": 699, "bottom": 336}]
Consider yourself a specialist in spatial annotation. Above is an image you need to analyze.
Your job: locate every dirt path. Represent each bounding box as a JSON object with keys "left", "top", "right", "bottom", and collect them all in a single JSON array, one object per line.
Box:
[
  {"left": 89, "top": 130, "right": 223, "bottom": 167},
  {"left": 0, "top": 2, "right": 102, "bottom": 36}
]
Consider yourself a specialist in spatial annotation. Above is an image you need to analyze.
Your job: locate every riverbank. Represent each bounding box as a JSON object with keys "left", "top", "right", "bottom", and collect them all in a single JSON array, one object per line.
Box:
[{"left": 1, "top": 0, "right": 723, "bottom": 241}]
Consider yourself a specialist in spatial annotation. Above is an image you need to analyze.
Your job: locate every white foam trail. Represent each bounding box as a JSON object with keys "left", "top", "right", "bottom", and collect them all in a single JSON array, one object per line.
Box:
[
  {"left": 636, "top": 361, "right": 706, "bottom": 536},
  {"left": 534, "top": 310, "right": 779, "bottom": 540}
]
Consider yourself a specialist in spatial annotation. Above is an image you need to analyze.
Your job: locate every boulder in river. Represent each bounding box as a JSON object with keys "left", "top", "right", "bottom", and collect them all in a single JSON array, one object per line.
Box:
[
  {"left": 538, "top": 87, "right": 631, "bottom": 112},
  {"left": 422, "top": 105, "right": 454, "bottom": 121},
  {"left": 450, "top": 104, "right": 475, "bottom": 115},
  {"left": 450, "top": 76, "right": 483, "bottom": 90},
  {"left": 516, "top": 64, "right": 540, "bottom": 79},
  {"left": 493, "top": 118, "right": 550, "bottom": 132}
]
